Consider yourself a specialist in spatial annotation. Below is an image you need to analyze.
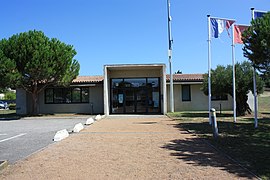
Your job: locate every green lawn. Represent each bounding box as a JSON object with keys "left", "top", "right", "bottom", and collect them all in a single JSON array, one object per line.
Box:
[
  {"left": 167, "top": 95, "right": 270, "bottom": 179},
  {"left": 0, "top": 110, "right": 20, "bottom": 119},
  {"left": 167, "top": 113, "right": 270, "bottom": 179},
  {"left": 259, "top": 93, "right": 270, "bottom": 113}
]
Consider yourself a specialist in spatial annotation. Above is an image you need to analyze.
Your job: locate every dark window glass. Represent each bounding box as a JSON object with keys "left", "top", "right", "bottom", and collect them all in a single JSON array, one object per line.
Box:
[
  {"left": 54, "top": 89, "right": 64, "bottom": 103},
  {"left": 110, "top": 77, "right": 161, "bottom": 114},
  {"left": 82, "top": 88, "right": 89, "bottom": 103},
  {"left": 211, "top": 94, "right": 228, "bottom": 101},
  {"left": 112, "top": 79, "right": 123, "bottom": 88},
  {"left": 44, "top": 87, "right": 89, "bottom": 104},
  {"left": 45, "top": 89, "right": 54, "bottom": 103},
  {"left": 72, "top": 88, "right": 81, "bottom": 103},
  {"left": 63, "top": 88, "right": 72, "bottom": 103},
  {"left": 182, "top": 85, "right": 191, "bottom": 101},
  {"left": 125, "top": 78, "right": 146, "bottom": 87},
  {"left": 147, "top": 78, "right": 159, "bottom": 88}
]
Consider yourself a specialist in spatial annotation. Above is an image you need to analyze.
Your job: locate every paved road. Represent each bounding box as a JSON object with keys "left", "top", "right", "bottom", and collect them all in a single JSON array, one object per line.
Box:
[{"left": 0, "top": 116, "right": 90, "bottom": 164}]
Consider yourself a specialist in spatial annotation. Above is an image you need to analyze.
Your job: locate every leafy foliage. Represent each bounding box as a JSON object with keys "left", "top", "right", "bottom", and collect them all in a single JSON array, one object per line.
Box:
[
  {"left": 202, "top": 61, "right": 264, "bottom": 116},
  {"left": 0, "top": 50, "right": 20, "bottom": 89},
  {"left": 3, "top": 91, "right": 16, "bottom": 100},
  {"left": 175, "top": 70, "right": 182, "bottom": 74},
  {"left": 0, "top": 30, "right": 80, "bottom": 114},
  {"left": 261, "top": 72, "right": 270, "bottom": 88},
  {"left": 242, "top": 12, "right": 270, "bottom": 82}
]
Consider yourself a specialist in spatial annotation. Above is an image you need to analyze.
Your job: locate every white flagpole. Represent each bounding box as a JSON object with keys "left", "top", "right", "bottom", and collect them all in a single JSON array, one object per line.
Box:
[
  {"left": 251, "top": 8, "right": 258, "bottom": 128},
  {"left": 207, "top": 15, "right": 212, "bottom": 124},
  {"left": 167, "top": 0, "right": 174, "bottom": 113},
  {"left": 231, "top": 24, "right": 237, "bottom": 122}
]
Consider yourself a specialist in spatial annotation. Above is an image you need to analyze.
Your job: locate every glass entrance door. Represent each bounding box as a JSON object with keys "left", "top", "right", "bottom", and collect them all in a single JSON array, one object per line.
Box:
[
  {"left": 110, "top": 78, "right": 161, "bottom": 114},
  {"left": 135, "top": 89, "right": 147, "bottom": 113},
  {"left": 125, "top": 89, "right": 135, "bottom": 113},
  {"left": 111, "top": 89, "right": 124, "bottom": 114}
]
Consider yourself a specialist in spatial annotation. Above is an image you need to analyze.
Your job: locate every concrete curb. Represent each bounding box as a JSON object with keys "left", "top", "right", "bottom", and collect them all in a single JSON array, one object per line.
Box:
[{"left": 0, "top": 160, "right": 8, "bottom": 171}]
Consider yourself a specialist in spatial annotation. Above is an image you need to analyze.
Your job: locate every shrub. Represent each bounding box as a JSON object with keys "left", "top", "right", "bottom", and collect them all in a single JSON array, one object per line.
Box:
[
  {"left": 8, "top": 103, "right": 16, "bottom": 110},
  {"left": 4, "top": 91, "right": 16, "bottom": 100}
]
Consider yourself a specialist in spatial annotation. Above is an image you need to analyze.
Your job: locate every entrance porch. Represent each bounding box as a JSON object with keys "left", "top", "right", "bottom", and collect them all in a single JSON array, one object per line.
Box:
[{"left": 104, "top": 64, "right": 167, "bottom": 115}]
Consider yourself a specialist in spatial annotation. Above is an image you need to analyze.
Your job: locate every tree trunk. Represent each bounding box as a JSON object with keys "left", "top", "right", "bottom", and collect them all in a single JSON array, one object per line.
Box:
[
  {"left": 31, "top": 84, "right": 39, "bottom": 115},
  {"left": 236, "top": 93, "right": 251, "bottom": 116}
]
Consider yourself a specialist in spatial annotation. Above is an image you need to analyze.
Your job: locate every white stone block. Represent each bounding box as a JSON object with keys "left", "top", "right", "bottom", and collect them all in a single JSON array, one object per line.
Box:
[
  {"left": 73, "top": 123, "right": 84, "bottom": 133},
  {"left": 85, "top": 117, "right": 95, "bottom": 125},
  {"left": 53, "top": 129, "right": 69, "bottom": 142},
  {"left": 101, "top": 115, "right": 106, "bottom": 119},
  {"left": 95, "top": 114, "right": 102, "bottom": 121}
]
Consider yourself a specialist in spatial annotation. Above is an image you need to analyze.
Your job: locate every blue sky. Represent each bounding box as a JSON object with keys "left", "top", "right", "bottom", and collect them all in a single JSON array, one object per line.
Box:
[{"left": 1, "top": 0, "right": 270, "bottom": 76}]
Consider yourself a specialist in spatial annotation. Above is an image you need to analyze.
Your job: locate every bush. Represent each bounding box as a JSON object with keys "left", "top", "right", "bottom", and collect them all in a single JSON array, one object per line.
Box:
[
  {"left": 8, "top": 103, "right": 16, "bottom": 110},
  {"left": 4, "top": 91, "right": 16, "bottom": 100}
]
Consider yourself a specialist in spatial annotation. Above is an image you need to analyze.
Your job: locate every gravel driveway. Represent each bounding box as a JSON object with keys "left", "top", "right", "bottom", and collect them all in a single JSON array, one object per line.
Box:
[{"left": 0, "top": 115, "right": 256, "bottom": 179}]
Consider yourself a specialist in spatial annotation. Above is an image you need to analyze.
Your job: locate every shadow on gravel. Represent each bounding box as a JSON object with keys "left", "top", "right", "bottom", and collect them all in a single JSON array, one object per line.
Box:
[{"left": 161, "top": 138, "right": 255, "bottom": 179}]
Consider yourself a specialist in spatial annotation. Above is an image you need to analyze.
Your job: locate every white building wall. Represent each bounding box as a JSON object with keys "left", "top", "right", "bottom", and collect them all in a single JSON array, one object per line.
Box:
[
  {"left": 16, "top": 88, "right": 28, "bottom": 115},
  {"left": 38, "top": 86, "right": 104, "bottom": 114},
  {"left": 167, "top": 84, "right": 233, "bottom": 112},
  {"left": 247, "top": 91, "right": 255, "bottom": 112},
  {"left": 89, "top": 85, "right": 104, "bottom": 114}
]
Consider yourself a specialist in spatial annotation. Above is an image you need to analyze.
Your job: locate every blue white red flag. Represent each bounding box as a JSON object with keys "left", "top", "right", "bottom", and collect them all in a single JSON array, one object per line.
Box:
[
  {"left": 210, "top": 18, "right": 235, "bottom": 38},
  {"left": 254, "top": 10, "right": 267, "bottom": 19},
  {"left": 234, "top": 24, "right": 249, "bottom": 44}
]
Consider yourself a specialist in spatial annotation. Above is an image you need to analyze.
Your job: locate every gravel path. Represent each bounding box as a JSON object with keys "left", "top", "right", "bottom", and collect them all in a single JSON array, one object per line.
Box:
[{"left": 0, "top": 115, "right": 256, "bottom": 179}]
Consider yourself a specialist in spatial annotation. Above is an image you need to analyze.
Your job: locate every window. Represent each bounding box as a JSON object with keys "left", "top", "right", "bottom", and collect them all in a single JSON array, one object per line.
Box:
[
  {"left": 45, "top": 89, "right": 53, "bottom": 103},
  {"left": 72, "top": 88, "right": 81, "bottom": 103},
  {"left": 81, "top": 88, "right": 89, "bottom": 103},
  {"left": 147, "top": 78, "right": 159, "bottom": 88},
  {"left": 211, "top": 94, "right": 228, "bottom": 101},
  {"left": 54, "top": 89, "right": 64, "bottom": 103},
  {"left": 182, "top": 85, "right": 191, "bottom": 101},
  {"left": 45, "top": 87, "right": 89, "bottom": 104}
]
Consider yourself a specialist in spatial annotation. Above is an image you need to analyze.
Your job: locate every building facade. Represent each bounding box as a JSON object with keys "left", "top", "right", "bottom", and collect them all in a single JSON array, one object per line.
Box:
[{"left": 16, "top": 64, "right": 234, "bottom": 115}]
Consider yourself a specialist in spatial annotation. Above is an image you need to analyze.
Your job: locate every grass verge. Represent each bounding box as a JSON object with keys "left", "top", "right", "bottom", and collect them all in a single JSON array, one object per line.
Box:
[
  {"left": 167, "top": 111, "right": 270, "bottom": 179},
  {"left": 0, "top": 110, "right": 20, "bottom": 119},
  {"left": 259, "top": 94, "right": 270, "bottom": 113}
]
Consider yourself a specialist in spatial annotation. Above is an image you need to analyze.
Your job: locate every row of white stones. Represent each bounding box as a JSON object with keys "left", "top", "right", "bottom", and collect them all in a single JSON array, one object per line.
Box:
[{"left": 53, "top": 114, "right": 105, "bottom": 141}]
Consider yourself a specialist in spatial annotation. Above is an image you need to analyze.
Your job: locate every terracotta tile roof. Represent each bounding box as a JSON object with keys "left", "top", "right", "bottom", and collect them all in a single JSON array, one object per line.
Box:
[
  {"left": 72, "top": 76, "right": 104, "bottom": 83},
  {"left": 72, "top": 74, "right": 204, "bottom": 84},
  {"left": 166, "top": 74, "right": 204, "bottom": 82}
]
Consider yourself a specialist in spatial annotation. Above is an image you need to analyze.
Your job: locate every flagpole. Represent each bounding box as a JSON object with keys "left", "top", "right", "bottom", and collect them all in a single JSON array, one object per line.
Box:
[
  {"left": 167, "top": 0, "right": 174, "bottom": 112},
  {"left": 207, "top": 15, "right": 212, "bottom": 124},
  {"left": 231, "top": 24, "right": 237, "bottom": 123},
  {"left": 251, "top": 7, "right": 258, "bottom": 128}
]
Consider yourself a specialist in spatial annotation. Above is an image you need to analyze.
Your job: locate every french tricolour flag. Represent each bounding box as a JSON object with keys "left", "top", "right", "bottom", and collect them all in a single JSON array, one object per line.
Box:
[
  {"left": 254, "top": 10, "right": 267, "bottom": 19},
  {"left": 210, "top": 18, "right": 235, "bottom": 38}
]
